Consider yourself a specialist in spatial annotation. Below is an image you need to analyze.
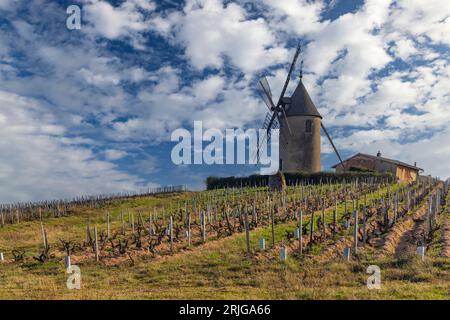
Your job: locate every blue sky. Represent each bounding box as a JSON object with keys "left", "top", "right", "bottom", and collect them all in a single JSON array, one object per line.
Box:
[{"left": 0, "top": 0, "right": 449, "bottom": 202}]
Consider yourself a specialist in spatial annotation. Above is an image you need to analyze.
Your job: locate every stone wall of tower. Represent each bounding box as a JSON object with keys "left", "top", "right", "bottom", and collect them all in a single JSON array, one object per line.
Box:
[{"left": 279, "top": 116, "right": 321, "bottom": 173}]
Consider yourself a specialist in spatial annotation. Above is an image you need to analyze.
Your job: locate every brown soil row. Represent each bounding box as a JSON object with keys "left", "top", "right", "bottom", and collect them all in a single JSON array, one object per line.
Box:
[{"left": 313, "top": 236, "right": 353, "bottom": 263}]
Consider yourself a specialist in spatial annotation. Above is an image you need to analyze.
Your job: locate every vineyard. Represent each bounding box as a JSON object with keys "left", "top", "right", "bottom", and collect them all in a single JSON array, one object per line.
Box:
[{"left": 0, "top": 177, "right": 448, "bottom": 299}]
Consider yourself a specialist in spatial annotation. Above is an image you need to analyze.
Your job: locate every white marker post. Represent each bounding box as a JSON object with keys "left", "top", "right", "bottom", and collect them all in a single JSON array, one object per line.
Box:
[
  {"left": 343, "top": 247, "right": 351, "bottom": 262},
  {"left": 416, "top": 246, "right": 425, "bottom": 261},
  {"left": 64, "top": 255, "right": 71, "bottom": 268},
  {"left": 259, "top": 238, "right": 265, "bottom": 251},
  {"left": 280, "top": 246, "right": 287, "bottom": 261}
]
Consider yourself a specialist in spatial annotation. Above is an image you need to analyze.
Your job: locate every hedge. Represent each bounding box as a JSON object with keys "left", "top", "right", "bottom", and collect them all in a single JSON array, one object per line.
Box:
[{"left": 206, "top": 171, "right": 394, "bottom": 190}]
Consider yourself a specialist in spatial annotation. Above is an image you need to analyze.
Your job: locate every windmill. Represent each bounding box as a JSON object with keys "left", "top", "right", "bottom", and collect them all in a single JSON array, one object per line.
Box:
[{"left": 256, "top": 43, "right": 345, "bottom": 176}]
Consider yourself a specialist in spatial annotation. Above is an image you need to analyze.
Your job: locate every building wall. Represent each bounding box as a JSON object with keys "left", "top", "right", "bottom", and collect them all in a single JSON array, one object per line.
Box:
[
  {"left": 279, "top": 116, "right": 321, "bottom": 173},
  {"left": 396, "top": 165, "right": 418, "bottom": 182},
  {"left": 335, "top": 155, "right": 418, "bottom": 182}
]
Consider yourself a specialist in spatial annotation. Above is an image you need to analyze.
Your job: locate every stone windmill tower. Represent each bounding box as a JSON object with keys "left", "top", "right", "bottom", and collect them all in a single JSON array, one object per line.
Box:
[
  {"left": 257, "top": 43, "right": 345, "bottom": 174},
  {"left": 278, "top": 74, "right": 322, "bottom": 172}
]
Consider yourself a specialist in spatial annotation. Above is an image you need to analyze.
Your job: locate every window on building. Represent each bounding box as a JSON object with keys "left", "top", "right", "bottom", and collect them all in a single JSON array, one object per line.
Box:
[{"left": 305, "top": 120, "right": 312, "bottom": 133}]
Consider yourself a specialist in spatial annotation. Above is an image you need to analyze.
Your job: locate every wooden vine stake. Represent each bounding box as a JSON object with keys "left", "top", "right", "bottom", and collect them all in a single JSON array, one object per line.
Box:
[
  {"left": 244, "top": 206, "right": 250, "bottom": 257},
  {"left": 40, "top": 222, "right": 48, "bottom": 250},
  {"left": 87, "top": 219, "right": 92, "bottom": 244},
  {"left": 94, "top": 225, "right": 99, "bottom": 262},
  {"left": 298, "top": 209, "right": 303, "bottom": 256},
  {"left": 321, "top": 197, "right": 326, "bottom": 238},
  {"left": 333, "top": 197, "right": 337, "bottom": 234},
  {"left": 148, "top": 211, "right": 153, "bottom": 236},
  {"left": 170, "top": 216, "right": 174, "bottom": 252},
  {"left": 201, "top": 211, "right": 206, "bottom": 242},
  {"left": 187, "top": 211, "right": 191, "bottom": 248},
  {"left": 362, "top": 205, "right": 367, "bottom": 243},
  {"left": 353, "top": 209, "right": 358, "bottom": 253},
  {"left": 1, "top": 209, "right": 4, "bottom": 228},
  {"left": 271, "top": 205, "right": 275, "bottom": 246},
  {"left": 106, "top": 212, "right": 110, "bottom": 239},
  {"left": 309, "top": 209, "right": 314, "bottom": 247},
  {"left": 120, "top": 211, "right": 125, "bottom": 234}
]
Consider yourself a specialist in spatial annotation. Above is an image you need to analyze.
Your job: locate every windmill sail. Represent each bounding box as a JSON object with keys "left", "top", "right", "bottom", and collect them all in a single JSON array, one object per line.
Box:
[
  {"left": 321, "top": 123, "right": 345, "bottom": 170},
  {"left": 259, "top": 77, "right": 272, "bottom": 101},
  {"left": 257, "top": 77, "right": 275, "bottom": 111},
  {"left": 255, "top": 43, "right": 303, "bottom": 163}
]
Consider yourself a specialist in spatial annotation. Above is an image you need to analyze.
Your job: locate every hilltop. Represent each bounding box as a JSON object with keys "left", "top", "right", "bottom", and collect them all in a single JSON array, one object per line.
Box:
[{"left": 0, "top": 180, "right": 448, "bottom": 299}]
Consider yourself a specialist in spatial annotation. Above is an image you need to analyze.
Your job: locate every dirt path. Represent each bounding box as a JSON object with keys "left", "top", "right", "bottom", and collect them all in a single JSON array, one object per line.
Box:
[
  {"left": 381, "top": 188, "right": 438, "bottom": 258},
  {"left": 393, "top": 207, "right": 427, "bottom": 258}
]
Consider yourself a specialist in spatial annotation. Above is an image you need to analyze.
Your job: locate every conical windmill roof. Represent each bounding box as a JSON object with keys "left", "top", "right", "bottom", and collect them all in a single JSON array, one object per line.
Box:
[{"left": 285, "top": 80, "right": 322, "bottom": 118}]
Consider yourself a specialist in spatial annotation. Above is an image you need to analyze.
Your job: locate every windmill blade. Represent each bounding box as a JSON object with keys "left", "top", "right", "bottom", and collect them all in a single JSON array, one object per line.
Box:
[
  {"left": 280, "top": 104, "right": 293, "bottom": 136},
  {"left": 321, "top": 123, "right": 346, "bottom": 170},
  {"left": 262, "top": 43, "right": 301, "bottom": 134},
  {"left": 254, "top": 125, "right": 287, "bottom": 164},
  {"left": 261, "top": 112, "right": 273, "bottom": 130},
  {"left": 259, "top": 77, "right": 272, "bottom": 100},
  {"left": 258, "top": 92, "right": 274, "bottom": 113},
  {"left": 265, "top": 110, "right": 278, "bottom": 135},
  {"left": 256, "top": 42, "right": 302, "bottom": 165},
  {"left": 275, "top": 42, "right": 302, "bottom": 108},
  {"left": 262, "top": 111, "right": 280, "bottom": 133},
  {"left": 265, "top": 108, "right": 290, "bottom": 143},
  {"left": 254, "top": 129, "right": 268, "bottom": 163},
  {"left": 257, "top": 77, "right": 276, "bottom": 112}
]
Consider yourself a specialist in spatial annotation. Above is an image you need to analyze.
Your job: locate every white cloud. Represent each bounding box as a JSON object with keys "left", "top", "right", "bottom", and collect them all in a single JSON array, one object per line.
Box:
[
  {"left": 0, "top": 90, "right": 147, "bottom": 202},
  {"left": 82, "top": 0, "right": 155, "bottom": 45},
  {"left": 112, "top": 67, "right": 262, "bottom": 142},
  {"left": 262, "top": 0, "right": 326, "bottom": 35},
  {"left": 163, "top": 0, "right": 289, "bottom": 72},
  {"left": 79, "top": 68, "right": 121, "bottom": 86},
  {"left": 389, "top": 0, "right": 450, "bottom": 47},
  {"left": 0, "top": 0, "right": 13, "bottom": 10},
  {"left": 104, "top": 149, "right": 128, "bottom": 161},
  {"left": 190, "top": 75, "right": 225, "bottom": 104},
  {"left": 392, "top": 39, "right": 417, "bottom": 61},
  {"left": 1, "top": 0, "right": 450, "bottom": 202},
  {"left": 301, "top": 0, "right": 393, "bottom": 113}
]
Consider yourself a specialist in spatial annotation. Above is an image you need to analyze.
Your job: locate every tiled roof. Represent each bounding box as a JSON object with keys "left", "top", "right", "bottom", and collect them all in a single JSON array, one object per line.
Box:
[
  {"left": 332, "top": 153, "right": 424, "bottom": 171},
  {"left": 284, "top": 80, "right": 322, "bottom": 118}
]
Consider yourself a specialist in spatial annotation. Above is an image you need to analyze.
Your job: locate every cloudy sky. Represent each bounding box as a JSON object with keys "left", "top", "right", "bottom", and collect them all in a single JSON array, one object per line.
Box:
[{"left": 0, "top": 0, "right": 449, "bottom": 202}]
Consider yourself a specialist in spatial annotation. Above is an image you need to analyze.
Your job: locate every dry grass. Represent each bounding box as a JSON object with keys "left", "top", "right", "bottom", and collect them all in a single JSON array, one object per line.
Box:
[
  {"left": 0, "top": 188, "right": 448, "bottom": 300},
  {"left": 0, "top": 223, "right": 448, "bottom": 300}
]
